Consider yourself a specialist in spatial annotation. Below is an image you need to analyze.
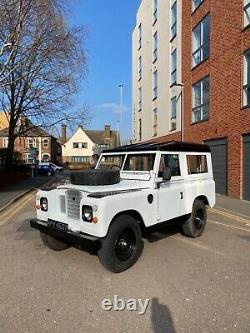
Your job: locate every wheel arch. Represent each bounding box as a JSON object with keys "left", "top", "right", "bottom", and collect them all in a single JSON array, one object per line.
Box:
[
  {"left": 194, "top": 195, "right": 209, "bottom": 207},
  {"left": 108, "top": 210, "right": 146, "bottom": 233}
]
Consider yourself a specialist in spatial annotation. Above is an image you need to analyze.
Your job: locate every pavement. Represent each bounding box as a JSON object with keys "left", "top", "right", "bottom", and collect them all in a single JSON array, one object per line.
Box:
[
  {"left": 0, "top": 193, "right": 249, "bottom": 332},
  {"left": 215, "top": 194, "right": 250, "bottom": 221}
]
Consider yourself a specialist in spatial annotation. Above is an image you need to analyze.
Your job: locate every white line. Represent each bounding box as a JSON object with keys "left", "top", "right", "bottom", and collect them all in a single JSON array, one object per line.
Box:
[{"left": 209, "top": 220, "right": 250, "bottom": 233}]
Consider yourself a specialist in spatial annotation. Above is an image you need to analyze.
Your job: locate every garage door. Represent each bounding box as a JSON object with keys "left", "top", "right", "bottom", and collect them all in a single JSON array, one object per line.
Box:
[
  {"left": 204, "top": 139, "right": 228, "bottom": 195},
  {"left": 243, "top": 136, "right": 250, "bottom": 201}
]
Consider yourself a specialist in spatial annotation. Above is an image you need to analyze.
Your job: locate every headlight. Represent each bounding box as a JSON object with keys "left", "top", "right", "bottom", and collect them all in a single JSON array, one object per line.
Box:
[
  {"left": 82, "top": 205, "right": 93, "bottom": 222},
  {"left": 40, "top": 197, "right": 48, "bottom": 212}
]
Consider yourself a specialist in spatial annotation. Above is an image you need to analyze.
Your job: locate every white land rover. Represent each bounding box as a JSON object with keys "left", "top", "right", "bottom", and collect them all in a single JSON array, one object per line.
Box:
[{"left": 30, "top": 141, "right": 215, "bottom": 273}]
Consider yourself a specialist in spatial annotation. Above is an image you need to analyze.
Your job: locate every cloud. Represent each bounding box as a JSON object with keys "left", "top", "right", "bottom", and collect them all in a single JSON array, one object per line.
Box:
[{"left": 96, "top": 102, "right": 128, "bottom": 114}]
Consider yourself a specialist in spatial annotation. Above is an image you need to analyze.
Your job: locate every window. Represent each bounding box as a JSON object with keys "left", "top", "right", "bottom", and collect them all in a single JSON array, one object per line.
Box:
[
  {"left": 153, "top": 32, "right": 158, "bottom": 62},
  {"left": 123, "top": 154, "right": 156, "bottom": 172},
  {"left": 139, "top": 87, "right": 142, "bottom": 111},
  {"left": 138, "top": 24, "right": 142, "bottom": 49},
  {"left": 153, "top": 108, "right": 157, "bottom": 137},
  {"left": 158, "top": 154, "right": 181, "bottom": 177},
  {"left": 153, "top": 70, "right": 158, "bottom": 99},
  {"left": 3, "top": 137, "right": 8, "bottom": 148},
  {"left": 170, "top": 97, "right": 177, "bottom": 131},
  {"left": 192, "top": 0, "right": 203, "bottom": 11},
  {"left": 72, "top": 156, "right": 89, "bottom": 163},
  {"left": 73, "top": 142, "right": 88, "bottom": 149},
  {"left": 26, "top": 138, "right": 36, "bottom": 148},
  {"left": 187, "top": 155, "right": 208, "bottom": 174},
  {"left": 192, "top": 76, "right": 210, "bottom": 123},
  {"left": 243, "top": 50, "right": 250, "bottom": 107},
  {"left": 171, "top": 2, "right": 177, "bottom": 39},
  {"left": 244, "top": 0, "right": 250, "bottom": 27},
  {"left": 98, "top": 155, "right": 125, "bottom": 169},
  {"left": 42, "top": 154, "right": 50, "bottom": 162},
  {"left": 138, "top": 56, "right": 142, "bottom": 80},
  {"left": 25, "top": 153, "right": 33, "bottom": 164},
  {"left": 139, "top": 118, "right": 142, "bottom": 141},
  {"left": 171, "top": 49, "right": 177, "bottom": 85},
  {"left": 192, "top": 15, "right": 210, "bottom": 67},
  {"left": 153, "top": 0, "right": 157, "bottom": 23},
  {"left": 43, "top": 139, "right": 49, "bottom": 148}
]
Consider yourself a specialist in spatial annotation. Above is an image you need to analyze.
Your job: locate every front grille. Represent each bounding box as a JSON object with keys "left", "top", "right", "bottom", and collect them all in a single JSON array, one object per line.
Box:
[
  {"left": 66, "top": 190, "right": 82, "bottom": 220},
  {"left": 60, "top": 195, "right": 66, "bottom": 213}
]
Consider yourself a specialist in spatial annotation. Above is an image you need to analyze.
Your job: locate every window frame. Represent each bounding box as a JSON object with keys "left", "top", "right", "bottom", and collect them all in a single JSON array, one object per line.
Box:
[
  {"left": 153, "top": 108, "right": 158, "bottom": 137},
  {"left": 138, "top": 24, "right": 142, "bottom": 50},
  {"left": 153, "top": 31, "right": 158, "bottom": 62},
  {"left": 153, "top": 0, "right": 158, "bottom": 23},
  {"left": 192, "top": 75, "right": 210, "bottom": 124},
  {"left": 243, "top": 49, "right": 250, "bottom": 108},
  {"left": 3, "top": 137, "right": 8, "bottom": 148},
  {"left": 170, "top": 96, "right": 177, "bottom": 131},
  {"left": 171, "top": 49, "right": 177, "bottom": 85},
  {"left": 158, "top": 153, "right": 182, "bottom": 179},
  {"left": 186, "top": 154, "right": 208, "bottom": 175},
  {"left": 138, "top": 87, "right": 142, "bottom": 111},
  {"left": 192, "top": 14, "right": 210, "bottom": 68},
  {"left": 244, "top": 0, "right": 250, "bottom": 28},
  {"left": 192, "top": 0, "right": 203, "bottom": 12},
  {"left": 43, "top": 138, "right": 49, "bottom": 148},
  {"left": 171, "top": 1, "right": 177, "bottom": 39},
  {"left": 153, "top": 70, "right": 158, "bottom": 100},
  {"left": 138, "top": 55, "right": 142, "bottom": 80}
]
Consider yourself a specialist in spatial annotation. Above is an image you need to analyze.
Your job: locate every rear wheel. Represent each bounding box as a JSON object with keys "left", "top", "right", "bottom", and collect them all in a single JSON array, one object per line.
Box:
[
  {"left": 98, "top": 215, "right": 143, "bottom": 273},
  {"left": 40, "top": 232, "right": 70, "bottom": 251},
  {"left": 181, "top": 199, "right": 207, "bottom": 238}
]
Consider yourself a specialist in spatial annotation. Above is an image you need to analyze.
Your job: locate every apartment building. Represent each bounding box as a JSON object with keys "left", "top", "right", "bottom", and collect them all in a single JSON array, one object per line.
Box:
[
  {"left": 132, "top": 0, "right": 183, "bottom": 142},
  {"left": 132, "top": 0, "right": 250, "bottom": 201}
]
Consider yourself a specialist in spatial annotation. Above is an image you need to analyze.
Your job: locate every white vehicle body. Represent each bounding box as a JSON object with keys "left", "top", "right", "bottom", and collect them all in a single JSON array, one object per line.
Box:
[{"left": 35, "top": 144, "right": 215, "bottom": 239}]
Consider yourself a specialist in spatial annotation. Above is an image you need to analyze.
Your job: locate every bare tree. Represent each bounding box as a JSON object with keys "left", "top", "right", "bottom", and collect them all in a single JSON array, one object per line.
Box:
[{"left": 0, "top": 0, "right": 87, "bottom": 167}]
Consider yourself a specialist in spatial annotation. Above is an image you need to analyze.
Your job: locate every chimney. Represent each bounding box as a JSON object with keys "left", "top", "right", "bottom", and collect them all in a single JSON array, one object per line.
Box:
[
  {"left": 104, "top": 124, "right": 111, "bottom": 145},
  {"left": 61, "top": 124, "right": 67, "bottom": 144}
]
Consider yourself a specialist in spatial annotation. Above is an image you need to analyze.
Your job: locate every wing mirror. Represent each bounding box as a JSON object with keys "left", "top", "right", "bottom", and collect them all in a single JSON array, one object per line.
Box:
[{"left": 163, "top": 167, "right": 171, "bottom": 181}]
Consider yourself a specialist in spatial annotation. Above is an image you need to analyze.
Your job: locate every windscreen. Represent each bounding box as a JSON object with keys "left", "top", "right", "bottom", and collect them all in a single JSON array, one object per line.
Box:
[
  {"left": 123, "top": 154, "right": 156, "bottom": 172},
  {"left": 97, "top": 155, "right": 125, "bottom": 170}
]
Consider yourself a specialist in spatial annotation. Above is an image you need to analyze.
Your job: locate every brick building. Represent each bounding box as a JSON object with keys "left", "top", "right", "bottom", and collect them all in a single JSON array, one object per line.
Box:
[
  {"left": 132, "top": 0, "right": 250, "bottom": 201},
  {"left": 0, "top": 119, "right": 60, "bottom": 164}
]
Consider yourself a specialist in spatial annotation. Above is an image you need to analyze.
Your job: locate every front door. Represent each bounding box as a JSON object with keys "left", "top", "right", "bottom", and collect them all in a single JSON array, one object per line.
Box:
[{"left": 157, "top": 153, "right": 183, "bottom": 222}]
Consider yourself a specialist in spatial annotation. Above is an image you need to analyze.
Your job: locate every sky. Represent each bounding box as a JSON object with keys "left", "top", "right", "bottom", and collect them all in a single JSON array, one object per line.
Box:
[{"left": 69, "top": 0, "right": 141, "bottom": 141}]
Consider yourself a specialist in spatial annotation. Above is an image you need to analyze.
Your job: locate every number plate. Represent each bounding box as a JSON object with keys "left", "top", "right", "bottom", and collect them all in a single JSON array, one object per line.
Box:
[{"left": 48, "top": 220, "right": 68, "bottom": 232}]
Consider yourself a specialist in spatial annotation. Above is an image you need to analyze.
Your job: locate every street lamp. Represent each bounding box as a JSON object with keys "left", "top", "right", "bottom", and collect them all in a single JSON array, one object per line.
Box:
[
  {"left": 119, "top": 84, "right": 123, "bottom": 145},
  {"left": 173, "top": 82, "right": 184, "bottom": 142}
]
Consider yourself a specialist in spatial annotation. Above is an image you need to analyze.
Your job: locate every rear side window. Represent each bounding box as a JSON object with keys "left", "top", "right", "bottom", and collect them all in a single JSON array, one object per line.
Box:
[
  {"left": 187, "top": 155, "right": 208, "bottom": 174},
  {"left": 158, "top": 154, "right": 181, "bottom": 177}
]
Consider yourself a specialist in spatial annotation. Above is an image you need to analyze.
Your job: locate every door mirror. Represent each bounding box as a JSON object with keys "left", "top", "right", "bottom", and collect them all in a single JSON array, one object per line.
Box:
[{"left": 163, "top": 167, "right": 171, "bottom": 181}]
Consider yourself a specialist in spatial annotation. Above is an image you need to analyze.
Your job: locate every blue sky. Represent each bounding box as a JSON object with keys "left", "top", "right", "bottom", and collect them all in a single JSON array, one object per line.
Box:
[{"left": 70, "top": 0, "right": 141, "bottom": 141}]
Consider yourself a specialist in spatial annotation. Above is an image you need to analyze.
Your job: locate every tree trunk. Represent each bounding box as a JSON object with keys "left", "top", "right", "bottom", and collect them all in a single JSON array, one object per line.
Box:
[{"left": 5, "top": 124, "right": 16, "bottom": 170}]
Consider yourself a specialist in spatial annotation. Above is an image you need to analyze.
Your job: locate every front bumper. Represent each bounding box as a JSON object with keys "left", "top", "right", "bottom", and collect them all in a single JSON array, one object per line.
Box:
[{"left": 30, "top": 218, "right": 98, "bottom": 243}]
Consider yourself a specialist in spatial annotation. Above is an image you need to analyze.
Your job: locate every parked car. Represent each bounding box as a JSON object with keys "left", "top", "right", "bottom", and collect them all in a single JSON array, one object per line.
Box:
[
  {"left": 39, "top": 162, "right": 63, "bottom": 173},
  {"left": 30, "top": 141, "right": 216, "bottom": 273},
  {"left": 36, "top": 164, "right": 54, "bottom": 177}
]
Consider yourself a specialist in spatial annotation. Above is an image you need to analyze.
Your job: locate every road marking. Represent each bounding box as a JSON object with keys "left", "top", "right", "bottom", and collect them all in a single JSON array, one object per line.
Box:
[
  {"left": 0, "top": 191, "right": 36, "bottom": 226},
  {"left": 172, "top": 236, "right": 228, "bottom": 257},
  {"left": 209, "top": 220, "right": 250, "bottom": 233},
  {"left": 210, "top": 208, "right": 250, "bottom": 225}
]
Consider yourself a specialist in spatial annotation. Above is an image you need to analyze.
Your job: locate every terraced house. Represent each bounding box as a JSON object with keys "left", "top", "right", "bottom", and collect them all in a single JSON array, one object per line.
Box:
[{"left": 132, "top": 0, "right": 250, "bottom": 201}]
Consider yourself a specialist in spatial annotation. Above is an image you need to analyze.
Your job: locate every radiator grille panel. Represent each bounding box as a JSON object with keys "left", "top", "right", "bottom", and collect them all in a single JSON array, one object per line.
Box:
[
  {"left": 60, "top": 195, "right": 66, "bottom": 214},
  {"left": 66, "top": 190, "right": 82, "bottom": 220}
]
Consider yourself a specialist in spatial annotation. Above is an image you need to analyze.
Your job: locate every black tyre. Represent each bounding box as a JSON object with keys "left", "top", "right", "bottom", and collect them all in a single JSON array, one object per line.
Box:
[
  {"left": 40, "top": 232, "right": 71, "bottom": 251},
  {"left": 71, "top": 169, "right": 120, "bottom": 186},
  {"left": 181, "top": 199, "right": 207, "bottom": 238},
  {"left": 98, "top": 215, "right": 143, "bottom": 273}
]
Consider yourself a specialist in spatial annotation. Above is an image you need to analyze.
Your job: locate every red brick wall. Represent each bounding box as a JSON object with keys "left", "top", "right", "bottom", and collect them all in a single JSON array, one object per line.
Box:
[{"left": 182, "top": 0, "right": 250, "bottom": 198}]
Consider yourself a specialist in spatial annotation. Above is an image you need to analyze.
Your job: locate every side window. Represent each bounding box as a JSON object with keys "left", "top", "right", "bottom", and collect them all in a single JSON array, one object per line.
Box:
[
  {"left": 158, "top": 154, "right": 181, "bottom": 177},
  {"left": 187, "top": 155, "right": 208, "bottom": 174}
]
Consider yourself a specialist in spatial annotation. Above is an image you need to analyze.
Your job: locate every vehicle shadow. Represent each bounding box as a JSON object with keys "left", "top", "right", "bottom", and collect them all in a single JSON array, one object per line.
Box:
[
  {"left": 142, "top": 217, "right": 186, "bottom": 243},
  {"left": 151, "top": 297, "right": 177, "bottom": 333},
  {"left": 238, "top": 235, "right": 250, "bottom": 242}
]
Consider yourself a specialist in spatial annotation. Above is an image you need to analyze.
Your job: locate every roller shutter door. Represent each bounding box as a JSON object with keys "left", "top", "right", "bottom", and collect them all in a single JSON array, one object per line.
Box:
[
  {"left": 243, "top": 136, "right": 250, "bottom": 201},
  {"left": 205, "top": 139, "right": 228, "bottom": 195}
]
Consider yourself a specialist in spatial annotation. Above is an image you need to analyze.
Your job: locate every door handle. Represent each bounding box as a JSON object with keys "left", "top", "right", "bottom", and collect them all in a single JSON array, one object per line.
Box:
[{"left": 180, "top": 192, "right": 184, "bottom": 199}]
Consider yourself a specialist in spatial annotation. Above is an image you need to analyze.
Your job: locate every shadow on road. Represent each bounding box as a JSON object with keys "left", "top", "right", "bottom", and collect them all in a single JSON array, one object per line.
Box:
[
  {"left": 238, "top": 235, "right": 250, "bottom": 242},
  {"left": 151, "top": 298, "right": 177, "bottom": 333},
  {"left": 143, "top": 217, "right": 184, "bottom": 243}
]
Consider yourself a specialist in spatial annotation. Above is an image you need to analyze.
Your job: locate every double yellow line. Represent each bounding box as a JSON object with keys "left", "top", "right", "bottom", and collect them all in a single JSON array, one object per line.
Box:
[{"left": 0, "top": 190, "right": 36, "bottom": 227}]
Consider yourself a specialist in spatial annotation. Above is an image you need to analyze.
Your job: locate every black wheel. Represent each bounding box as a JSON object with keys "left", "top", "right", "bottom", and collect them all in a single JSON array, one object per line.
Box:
[
  {"left": 98, "top": 215, "right": 143, "bottom": 273},
  {"left": 40, "top": 232, "right": 71, "bottom": 251},
  {"left": 181, "top": 199, "right": 207, "bottom": 238},
  {"left": 71, "top": 169, "right": 120, "bottom": 186}
]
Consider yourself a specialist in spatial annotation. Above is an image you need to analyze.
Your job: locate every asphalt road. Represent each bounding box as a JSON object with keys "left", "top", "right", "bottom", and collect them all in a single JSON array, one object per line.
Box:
[{"left": 0, "top": 193, "right": 250, "bottom": 333}]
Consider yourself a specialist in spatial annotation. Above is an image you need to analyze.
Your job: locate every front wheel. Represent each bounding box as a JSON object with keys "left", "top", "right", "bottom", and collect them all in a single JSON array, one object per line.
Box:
[
  {"left": 181, "top": 199, "right": 207, "bottom": 238},
  {"left": 98, "top": 215, "right": 143, "bottom": 273},
  {"left": 40, "top": 232, "right": 71, "bottom": 251}
]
